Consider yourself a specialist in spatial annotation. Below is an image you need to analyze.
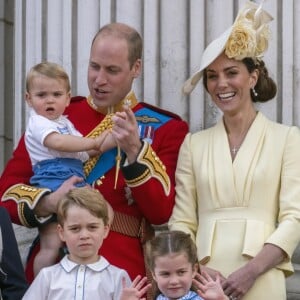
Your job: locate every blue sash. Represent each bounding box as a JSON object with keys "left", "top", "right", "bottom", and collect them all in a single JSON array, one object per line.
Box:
[{"left": 86, "top": 107, "right": 172, "bottom": 184}]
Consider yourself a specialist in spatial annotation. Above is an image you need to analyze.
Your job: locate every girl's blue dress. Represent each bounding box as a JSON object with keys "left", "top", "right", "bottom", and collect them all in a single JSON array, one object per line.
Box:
[{"left": 156, "top": 290, "right": 204, "bottom": 300}]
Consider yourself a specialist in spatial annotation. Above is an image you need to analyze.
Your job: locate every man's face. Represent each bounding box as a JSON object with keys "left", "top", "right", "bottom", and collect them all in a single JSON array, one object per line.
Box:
[{"left": 87, "top": 34, "right": 141, "bottom": 108}]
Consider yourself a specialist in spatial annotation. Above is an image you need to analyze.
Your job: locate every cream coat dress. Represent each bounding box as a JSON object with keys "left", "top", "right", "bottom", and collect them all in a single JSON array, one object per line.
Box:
[{"left": 169, "top": 112, "right": 300, "bottom": 300}]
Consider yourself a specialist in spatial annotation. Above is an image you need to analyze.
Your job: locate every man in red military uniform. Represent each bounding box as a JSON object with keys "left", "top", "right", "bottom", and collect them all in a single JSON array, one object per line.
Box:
[{"left": 0, "top": 22, "right": 188, "bottom": 284}]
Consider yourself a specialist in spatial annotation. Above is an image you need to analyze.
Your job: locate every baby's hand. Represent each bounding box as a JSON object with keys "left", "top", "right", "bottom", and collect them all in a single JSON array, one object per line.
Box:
[
  {"left": 94, "top": 130, "right": 116, "bottom": 153},
  {"left": 120, "top": 275, "right": 151, "bottom": 300},
  {"left": 102, "top": 130, "right": 117, "bottom": 151}
]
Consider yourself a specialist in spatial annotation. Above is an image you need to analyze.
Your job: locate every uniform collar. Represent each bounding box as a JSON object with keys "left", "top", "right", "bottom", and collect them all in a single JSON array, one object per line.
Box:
[{"left": 87, "top": 90, "right": 138, "bottom": 114}]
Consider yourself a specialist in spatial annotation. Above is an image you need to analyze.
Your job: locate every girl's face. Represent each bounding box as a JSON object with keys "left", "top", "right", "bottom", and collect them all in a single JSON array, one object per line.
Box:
[
  {"left": 205, "top": 52, "right": 258, "bottom": 116},
  {"left": 58, "top": 205, "right": 109, "bottom": 265},
  {"left": 152, "top": 252, "right": 198, "bottom": 300}
]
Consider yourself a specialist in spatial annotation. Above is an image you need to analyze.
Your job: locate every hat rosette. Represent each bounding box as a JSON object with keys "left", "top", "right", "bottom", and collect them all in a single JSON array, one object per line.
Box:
[
  {"left": 225, "top": 1, "right": 272, "bottom": 60},
  {"left": 183, "top": 0, "right": 273, "bottom": 94}
]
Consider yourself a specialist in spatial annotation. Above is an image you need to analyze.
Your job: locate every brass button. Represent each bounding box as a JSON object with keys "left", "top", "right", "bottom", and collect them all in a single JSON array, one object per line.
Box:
[{"left": 96, "top": 175, "right": 105, "bottom": 186}]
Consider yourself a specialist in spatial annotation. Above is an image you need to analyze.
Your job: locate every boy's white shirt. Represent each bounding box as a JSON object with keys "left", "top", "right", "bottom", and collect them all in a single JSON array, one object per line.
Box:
[{"left": 22, "top": 255, "right": 131, "bottom": 300}]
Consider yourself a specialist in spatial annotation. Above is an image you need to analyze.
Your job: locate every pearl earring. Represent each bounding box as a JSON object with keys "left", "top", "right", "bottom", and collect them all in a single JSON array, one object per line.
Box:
[{"left": 252, "top": 87, "right": 258, "bottom": 97}]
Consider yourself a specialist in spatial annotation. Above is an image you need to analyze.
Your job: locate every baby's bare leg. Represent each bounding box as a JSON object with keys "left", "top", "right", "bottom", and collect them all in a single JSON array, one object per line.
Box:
[{"left": 33, "top": 222, "right": 63, "bottom": 277}]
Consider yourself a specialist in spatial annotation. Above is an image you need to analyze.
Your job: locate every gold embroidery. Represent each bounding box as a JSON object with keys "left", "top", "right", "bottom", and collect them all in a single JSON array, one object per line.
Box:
[
  {"left": 84, "top": 91, "right": 139, "bottom": 180},
  {"left": 125, "top": 142, "right": 170, "bottom": 195},
  {"left": 125, "top": 169, "right": 151, "bottom": 185},
  {"left": 136, "top": 115, "right": 160, "bottom": 124},
  {"left": 83, "top": 114, "right": 114, "bottom": 177},
  {"left": 2, "top": 184, "right": 50, "bottom": 209},
  {"left": 95, "top": 176, "right": 105, "bottom": 186},
  {"left": 2, "top": 184, "right": 51, "bottom": 226},
  {"left": 114, "top": 146, "right": 122, "bottom": 189},
  {"left": 18, "top": 202, "right": 30, "bottom": 227},
  {"left": 87, "top": 91, "right": 138, "bottom": 114}
]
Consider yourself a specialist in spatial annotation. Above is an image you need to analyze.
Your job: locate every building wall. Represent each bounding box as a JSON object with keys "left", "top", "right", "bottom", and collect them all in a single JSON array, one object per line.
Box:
[
  {"left": 0, "top": 0, "right": 14, "bottom": 171},
  {"left": 0, "top": 0, "right": 299, "bottom": 297},
  {"left": 11, "top": 0, "right": 300, "bottom": 142}
]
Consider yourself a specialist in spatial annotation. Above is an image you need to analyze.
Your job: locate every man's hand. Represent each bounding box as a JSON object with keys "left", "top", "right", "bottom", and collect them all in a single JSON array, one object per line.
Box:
[
  {"left": 112, "top": 106, "right": 142, "bottom": 164},
  {"left": 34, "top": 176, "right": 85, "bottom": 217}
]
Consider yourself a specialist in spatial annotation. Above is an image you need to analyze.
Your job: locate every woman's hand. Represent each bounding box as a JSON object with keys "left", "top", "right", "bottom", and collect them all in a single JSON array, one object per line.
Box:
[
  {"left": 222, "top": 264, "right": 256, "bottom": 299},
  {"left": 222, "top": 244, "right": 286, "bottom": 300}
]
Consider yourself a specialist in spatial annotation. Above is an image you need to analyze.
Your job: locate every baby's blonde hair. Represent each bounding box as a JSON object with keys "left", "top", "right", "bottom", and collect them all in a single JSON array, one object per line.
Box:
[{"left": 26, "top": 61, "right": 71, "bottom": 92}]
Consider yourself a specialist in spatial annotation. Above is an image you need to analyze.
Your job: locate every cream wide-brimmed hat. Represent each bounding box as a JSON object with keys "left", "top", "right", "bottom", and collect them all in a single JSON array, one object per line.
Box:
[{"left": 183, "top": 1, "right": 273, "bottom": 95}]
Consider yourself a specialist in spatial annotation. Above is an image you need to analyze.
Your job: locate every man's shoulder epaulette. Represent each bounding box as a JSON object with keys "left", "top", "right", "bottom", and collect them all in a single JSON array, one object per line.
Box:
[
  {"left": 70, "top": 96, "right": 86, "bottom": 103},
  {"left": 140, "top": 102, "right": 182, "bottom": 120}
]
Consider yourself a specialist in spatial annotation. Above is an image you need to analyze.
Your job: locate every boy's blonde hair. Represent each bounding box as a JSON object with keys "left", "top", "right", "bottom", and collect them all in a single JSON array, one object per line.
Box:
[
  {"left": 57, "top": 187, "right": 109, "bottom": 226},
  {"left": 26, "top": 61, "right": 71, "bottom": 92}
]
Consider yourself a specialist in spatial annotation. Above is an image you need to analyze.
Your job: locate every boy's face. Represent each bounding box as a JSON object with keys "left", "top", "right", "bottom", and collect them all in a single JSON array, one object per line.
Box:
[
  {"left": 26, "top": 74, "right": 71, "bottom": 120},
  {"left": 58, "top": 205, "right": 109, "bottom": 265}
]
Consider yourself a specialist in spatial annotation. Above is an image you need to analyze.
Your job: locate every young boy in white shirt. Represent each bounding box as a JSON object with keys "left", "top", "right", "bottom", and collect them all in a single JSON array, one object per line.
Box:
[{"left": 22, "top": 187, "right": 150, "bottom": 299}]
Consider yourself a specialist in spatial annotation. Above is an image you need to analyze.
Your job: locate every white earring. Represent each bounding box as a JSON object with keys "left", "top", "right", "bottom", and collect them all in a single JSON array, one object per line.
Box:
[{"left": 252, "top": 87, "right": 258, "bottom": 97}]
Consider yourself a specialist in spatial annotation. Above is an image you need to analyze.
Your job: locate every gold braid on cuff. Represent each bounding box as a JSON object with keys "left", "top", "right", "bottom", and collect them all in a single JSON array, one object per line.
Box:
[
  {"left": 2, "top": 184, "right": 51, "bottom": 227},
  {"left": 125, "top": 141, "right": 171, "bottom": 196}
]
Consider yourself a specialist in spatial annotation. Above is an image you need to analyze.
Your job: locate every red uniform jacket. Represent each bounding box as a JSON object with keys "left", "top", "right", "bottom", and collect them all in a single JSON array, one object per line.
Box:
[{"left": 0, "top": 93, "right": 189, "bottom": 283}]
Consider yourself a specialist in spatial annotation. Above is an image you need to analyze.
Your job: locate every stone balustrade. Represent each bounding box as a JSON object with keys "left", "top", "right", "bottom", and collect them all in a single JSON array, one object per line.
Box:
[{"left": 287, "top": 242, "right": 300, "bottom": 299}]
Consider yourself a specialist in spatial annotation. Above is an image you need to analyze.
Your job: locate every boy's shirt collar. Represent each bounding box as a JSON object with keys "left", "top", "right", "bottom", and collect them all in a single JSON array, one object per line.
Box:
[{"left": 59, "top": 255, "right": 110, "bottom": 273}]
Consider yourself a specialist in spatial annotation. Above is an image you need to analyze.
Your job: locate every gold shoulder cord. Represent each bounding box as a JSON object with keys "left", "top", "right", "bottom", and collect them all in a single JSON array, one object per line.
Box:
[{"left": 84, "top": 113, "right": 114, "bottom": 177}]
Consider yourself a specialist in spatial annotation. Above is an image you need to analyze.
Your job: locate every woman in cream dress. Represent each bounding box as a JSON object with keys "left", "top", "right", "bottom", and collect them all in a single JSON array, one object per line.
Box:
[{"left": 169, "top": 2, "right": 300, "bottom": 300}]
